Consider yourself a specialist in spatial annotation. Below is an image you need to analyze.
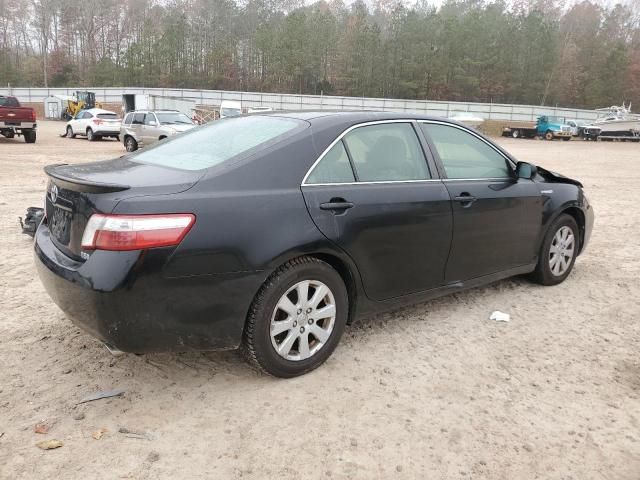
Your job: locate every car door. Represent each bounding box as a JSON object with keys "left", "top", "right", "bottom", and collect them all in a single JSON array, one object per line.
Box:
[
  {"left": 130, "top": 112, "right": 145, "bottom": 143},
  {"left": 142, "top": 113, "right": 160, "bottom": 146},
  {"left": 302, "top": 121, "right": 453, "bottom": 301},
  {"left": 419, "top": 121, "right": 543, "bottom": 283}
]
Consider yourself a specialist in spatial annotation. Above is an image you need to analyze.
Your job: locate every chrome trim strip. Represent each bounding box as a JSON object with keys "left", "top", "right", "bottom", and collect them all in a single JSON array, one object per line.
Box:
[
  {"left": 442, "top": 177, "right": 512, "bottom": 182},
  {"left": 301, "top": 119, "right": 427, "bottom": 186},
  {"left": 302, "top": 179, "right": 442, "bottom": 187}
]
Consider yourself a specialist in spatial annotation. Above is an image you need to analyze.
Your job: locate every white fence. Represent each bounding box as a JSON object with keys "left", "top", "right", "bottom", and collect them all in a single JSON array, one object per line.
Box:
[{"left": 0, "top": 86, "right": 601, "bottom": 122}]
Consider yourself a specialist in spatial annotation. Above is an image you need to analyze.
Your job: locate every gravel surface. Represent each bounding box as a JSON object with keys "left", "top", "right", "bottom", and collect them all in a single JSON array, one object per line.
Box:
[{"left": 1, "top": 121, "right": 639, "bottom": 479}]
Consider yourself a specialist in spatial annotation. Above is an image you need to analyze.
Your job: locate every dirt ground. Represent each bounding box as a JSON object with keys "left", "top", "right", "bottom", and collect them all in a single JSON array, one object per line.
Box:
[{"left": 1, "top": 120, "right": 639, "bottom": 479}]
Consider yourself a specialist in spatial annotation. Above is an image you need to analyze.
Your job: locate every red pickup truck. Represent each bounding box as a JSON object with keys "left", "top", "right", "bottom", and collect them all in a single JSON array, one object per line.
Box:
[{"left": 0, "top": 95, "right": 37, "bottom": 143}]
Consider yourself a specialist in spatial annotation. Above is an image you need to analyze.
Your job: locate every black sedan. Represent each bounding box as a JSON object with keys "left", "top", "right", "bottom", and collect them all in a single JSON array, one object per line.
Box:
[{"left": 34, "top": 111, "right": 594, "bottom": 377}]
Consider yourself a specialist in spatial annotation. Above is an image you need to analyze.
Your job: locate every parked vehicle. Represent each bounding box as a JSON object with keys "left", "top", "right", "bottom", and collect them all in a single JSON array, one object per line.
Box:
[
  {"left": 565, "top": 120, "right": 585, "bottom": 137},
  {"left": 34, "top": 112, "right": 593, "bottom": 377},
  {"left": 62, "top": 91, "right": 102, "bottom": 120},
  {"left": 220, "top": 100, "right": 242, "bottom": 118},
  {"left": 502, "top": 116, "right": 573, "bottom": 140},
  {"left": 0, "top": 95, "right": 37, "bottom": 143},
  {"left": 65, "top": 108, "right": 121, "bottom": 141},
  {"left": 248, "top": 106, "right": 273, "bottom": 114},
  {"left": 120, "top": 110, "right": 196, "bottom": 152},
  {"left": 449, "top": 111, "right": 484, "bottom": 128}
]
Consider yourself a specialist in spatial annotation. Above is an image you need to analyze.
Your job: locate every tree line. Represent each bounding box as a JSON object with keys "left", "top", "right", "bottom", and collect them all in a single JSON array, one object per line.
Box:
[{"left": 1, "top": 0, "right": 639, "bottom": 109}]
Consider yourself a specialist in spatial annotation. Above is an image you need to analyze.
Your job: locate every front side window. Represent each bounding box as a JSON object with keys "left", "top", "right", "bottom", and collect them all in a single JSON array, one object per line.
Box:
[
  {"left": 132, "top": 115, "right": 303, "bottom": 171},
  {"left": 306, "top": 141, "right": 355, "bottom": 184},
  {"left": 133, "top": 113, "right": 144, "bottom": 125},
  {"left": 124, "top": 113, "right": 133, "bottom": 125},
  {"left": 420, "top": 123, "right": 511, "bottom": 179},
  {"left": 343, "top": 123, "right": 430, "bottom": 182}
]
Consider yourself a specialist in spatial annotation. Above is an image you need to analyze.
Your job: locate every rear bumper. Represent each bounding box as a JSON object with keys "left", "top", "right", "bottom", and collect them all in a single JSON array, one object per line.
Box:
[
  {"left": 34, "top": 224, "right": 262, "bottom": 353},
  {"left": 93, "top": 129, "right": 120, "bottom": 136},
  {"left": 0, "top": 122, "right": 36, "bottom": 129}
]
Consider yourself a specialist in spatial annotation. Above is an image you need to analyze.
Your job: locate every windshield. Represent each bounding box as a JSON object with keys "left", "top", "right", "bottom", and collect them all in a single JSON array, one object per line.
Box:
[
  {"left": 156, "top": 112, "right": 192, "bottom": 125},
  {"left": 221, "top": 108, "right": 241, "bottom": 117},
  {"left": 131, "top": 115, "right": 304, "bottom": 171}
]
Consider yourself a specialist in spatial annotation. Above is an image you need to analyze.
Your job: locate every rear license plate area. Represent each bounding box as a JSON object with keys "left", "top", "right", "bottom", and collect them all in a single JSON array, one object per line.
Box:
[{"left": 50, "top": 206, "right": 73, "bottom": 245}]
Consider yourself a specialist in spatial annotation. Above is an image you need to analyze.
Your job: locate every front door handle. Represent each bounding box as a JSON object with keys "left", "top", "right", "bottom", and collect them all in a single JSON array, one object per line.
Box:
[
  {"left": 320, "top": 198, "right": 354, "bottom": 212},
  {"left": 454, "top": 193, "right": 477, "bottom": 207}
]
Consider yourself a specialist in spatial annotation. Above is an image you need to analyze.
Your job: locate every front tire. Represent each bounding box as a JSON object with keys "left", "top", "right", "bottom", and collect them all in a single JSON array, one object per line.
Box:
[
  {"left": 243, "top": 256, "right": 348, "bottom": 378},
  {"left": 512, "top": 129, "right": 520, "bottom": 139},
  {"left": 125, "top": 136, "right": 138, "bottom": 152},
  {"left": 66, "top": 126, "right": 75, "bottom": 138},
  {"left": 544, "top": 131, "right": 554, "bottom": 141},
  {"left": 530, "top": 214, "right": 579, "bottom": 286}
]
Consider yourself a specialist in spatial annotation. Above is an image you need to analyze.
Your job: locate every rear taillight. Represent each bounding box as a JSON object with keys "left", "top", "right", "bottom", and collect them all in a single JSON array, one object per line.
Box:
[
  {"left": 92, "top": 119, "right": 104, "bottom": 125},
  {"left": 30, "top": 110, "right": 36, "bottom": 122},
  {"left": 81, "top": 214, "right": 195, "bottom": 251}
]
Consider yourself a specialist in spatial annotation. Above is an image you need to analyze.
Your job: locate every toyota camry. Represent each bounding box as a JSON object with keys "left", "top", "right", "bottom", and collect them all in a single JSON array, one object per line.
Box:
[{"left": 34, "top": 111, "right": 594, "bottom": 377}]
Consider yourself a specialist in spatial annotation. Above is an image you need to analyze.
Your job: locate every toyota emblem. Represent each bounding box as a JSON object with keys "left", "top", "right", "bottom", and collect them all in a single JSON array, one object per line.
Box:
[{"left": 50, "top": 184, "right": 58, "bottom": 203}]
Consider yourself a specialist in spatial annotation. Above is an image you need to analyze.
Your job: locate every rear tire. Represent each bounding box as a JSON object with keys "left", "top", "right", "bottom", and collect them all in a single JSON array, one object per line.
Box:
[
  {"left": 512, "top": 129, "right": 520, "bottom": 139},
  {"left": 86, "top": 128, "right": 95, "bottom": 141},
  {"left": 529, "top": 214, "right": 579, "bottom": 286},
  {"left": 4, "top": 130, "right": 15, "bottom": 139},
  {"left": 242, "top": 256, "right": 348, "bottom": 378},
  {"left": 24, "top": 130, "right": 36, "bottom": 143}
]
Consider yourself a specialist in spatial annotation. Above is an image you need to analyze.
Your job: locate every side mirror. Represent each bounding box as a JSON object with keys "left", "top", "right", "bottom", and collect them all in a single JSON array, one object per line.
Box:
[{"left": 516, "top": 161, "right": 537, "bottom": 180}]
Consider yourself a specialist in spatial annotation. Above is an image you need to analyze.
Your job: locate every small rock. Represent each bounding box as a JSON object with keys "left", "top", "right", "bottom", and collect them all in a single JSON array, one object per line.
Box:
[
  {"left": 147, "top": 451, "right": 160, "bottom": 463},
  {"left": 350, "top": 438, "right": 358, "bottom": 447},
  {"left": 523, "top": 443, "right": 534, "bottom": 452},
  {"left": 36, "top": 440, "right": 63, "bottom": 450},
  {"left": 479, "top": 460, "right": 487, "bottom": 466},
  {"left": 73, "top": 412, "right": 85, "bottom": 421},
  {"left": 396, "top": 465, "right": 403, "bottom": 473},
  {"left": 62, "top": 369, "right": 72, "bottom": 375}
]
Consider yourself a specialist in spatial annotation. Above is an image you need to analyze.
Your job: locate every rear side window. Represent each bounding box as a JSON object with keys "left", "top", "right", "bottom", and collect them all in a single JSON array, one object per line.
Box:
[
  {"left": 420, "top": 123, "right": 510, "bottom": 179},
  {"left": 0, "top": 96, "right": 19, "bottom": 107},
  {"left": 306, "top": 141, "right": 355, "bottom": 184},
  {"left": 132, "top": 116, "right": 303, "bottom": 171},
  {"left": 343, "top": 123, "right": 430, "bottom": 182},
  {"left": 97, "top": 113, "right": 118, "bottom": 119}
]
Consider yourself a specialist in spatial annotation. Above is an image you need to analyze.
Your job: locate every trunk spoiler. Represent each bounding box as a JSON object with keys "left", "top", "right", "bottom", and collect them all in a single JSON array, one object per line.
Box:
[{"left": 44, "top": 164, "right": 130, "bottom": 193}]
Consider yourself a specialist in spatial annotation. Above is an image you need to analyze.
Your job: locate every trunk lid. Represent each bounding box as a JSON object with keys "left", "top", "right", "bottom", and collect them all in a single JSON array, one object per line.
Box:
[{"left": 44, "top": 157, "right": 204, "bottom": 260}]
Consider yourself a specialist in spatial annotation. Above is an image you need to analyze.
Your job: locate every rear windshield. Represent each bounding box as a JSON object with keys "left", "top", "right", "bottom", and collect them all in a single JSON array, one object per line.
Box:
[
  {"left": 0, "top": 96, "right": 19, "bottom": 107},
  {"left": 131, "top": 116, "right": 304, "bottom": 171},
  {"left": 97, "top": 113, "right": 118, "bottom": 119}
]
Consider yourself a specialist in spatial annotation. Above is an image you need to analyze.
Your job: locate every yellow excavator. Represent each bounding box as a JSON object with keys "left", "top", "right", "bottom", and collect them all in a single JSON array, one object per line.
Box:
[{"left": 62, "top": 91, "right": 103, "bottom": 119}]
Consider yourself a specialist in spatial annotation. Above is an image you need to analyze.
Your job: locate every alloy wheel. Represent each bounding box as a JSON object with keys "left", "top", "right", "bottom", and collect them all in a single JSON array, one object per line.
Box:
[
  {"left": 270, "top": 280, "right": 336, "bottom": 361},
  {"left": 549, "top": 226, "right": 575, "bottom": 276}
]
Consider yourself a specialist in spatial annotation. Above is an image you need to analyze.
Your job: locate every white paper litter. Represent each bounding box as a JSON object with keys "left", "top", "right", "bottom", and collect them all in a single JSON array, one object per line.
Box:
[{"left": 489, "top": 311, "right": 510, "bottom": 322}]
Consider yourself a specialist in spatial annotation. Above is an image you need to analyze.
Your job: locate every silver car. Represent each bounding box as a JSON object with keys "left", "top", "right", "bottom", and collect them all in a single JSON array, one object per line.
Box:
[{"left": 120, "top": 110, "right": 196, "bottom": 152}]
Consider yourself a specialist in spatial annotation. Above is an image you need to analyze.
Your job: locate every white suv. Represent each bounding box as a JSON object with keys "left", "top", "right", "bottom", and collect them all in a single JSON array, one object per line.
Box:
[
  {"left": 65, "top": 108, "right": 121, "bottom": 141},
  {"left": 120, "top": 110, "right": 195, "bottom": 152}
]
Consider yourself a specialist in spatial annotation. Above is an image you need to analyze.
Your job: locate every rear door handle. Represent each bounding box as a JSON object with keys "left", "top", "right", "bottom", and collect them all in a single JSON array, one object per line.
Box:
[
  {"left": 320, "top": 200, "right": 354, "bottom": 212},
  {"left": 454, "top": 193, "right": 477, "bottom": 207}
]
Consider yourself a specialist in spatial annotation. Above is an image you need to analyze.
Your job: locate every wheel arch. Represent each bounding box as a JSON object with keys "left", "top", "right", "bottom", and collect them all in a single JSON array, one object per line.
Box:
[{"left": 561, "top": 206, "right": 586, "bottom": 253}]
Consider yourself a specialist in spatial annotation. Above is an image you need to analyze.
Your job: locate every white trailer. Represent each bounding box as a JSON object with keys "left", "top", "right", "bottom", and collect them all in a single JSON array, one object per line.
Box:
[{"left": 122, "top": 94, "right": 196, "bottom": 118}]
